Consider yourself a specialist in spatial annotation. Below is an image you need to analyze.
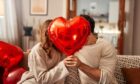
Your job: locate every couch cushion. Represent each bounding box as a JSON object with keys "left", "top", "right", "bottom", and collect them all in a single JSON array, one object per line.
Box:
[
  {"left": 115, "top": 55, "right": 140, "bottom": 84},
  {"left": 121, "top": 68, "right": 140, "bottom": 84}
]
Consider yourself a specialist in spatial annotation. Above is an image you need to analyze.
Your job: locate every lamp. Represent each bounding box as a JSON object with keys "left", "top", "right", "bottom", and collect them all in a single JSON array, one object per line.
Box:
[{"left": 23, "top": 26, "right": 32, "bottom": 50}]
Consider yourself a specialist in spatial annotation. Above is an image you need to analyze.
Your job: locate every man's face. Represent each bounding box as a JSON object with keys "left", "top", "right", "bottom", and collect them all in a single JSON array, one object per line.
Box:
[{"left": 85, "top": 33, "right": 92, "bottom": 45}]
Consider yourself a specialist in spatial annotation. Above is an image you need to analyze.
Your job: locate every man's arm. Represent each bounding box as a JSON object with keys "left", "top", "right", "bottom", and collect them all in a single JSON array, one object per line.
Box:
[
  {"left": 64, "top": 44, "right": 117, "bottom": 83},
  {"left": 64, "top": 56, "right": 101, "bottom": 81},
  {"left": 79, "top": 61, "right": 101, "bottom": 81}
]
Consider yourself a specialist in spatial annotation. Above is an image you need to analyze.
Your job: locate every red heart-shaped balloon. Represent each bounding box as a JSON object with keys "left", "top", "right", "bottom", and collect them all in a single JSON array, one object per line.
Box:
[
  {"left": 5, "top": 67, "right": 26, "bottom": 84},
  {"left": 48, "top": 16, "right": 90, "bottom": 56},
  {"left": 0, "top": 41, "right": 23, "bottom": 70}
]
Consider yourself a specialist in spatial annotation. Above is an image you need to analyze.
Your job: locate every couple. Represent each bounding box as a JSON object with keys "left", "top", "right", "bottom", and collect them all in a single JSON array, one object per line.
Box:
[{"left": 18, "top": 15, "right": 118, "bottom": 84}]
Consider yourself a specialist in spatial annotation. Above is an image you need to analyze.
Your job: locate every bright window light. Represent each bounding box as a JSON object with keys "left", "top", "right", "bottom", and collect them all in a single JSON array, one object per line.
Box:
[{"left": 0, "top": 0, "right": 4, "bottom": 16}]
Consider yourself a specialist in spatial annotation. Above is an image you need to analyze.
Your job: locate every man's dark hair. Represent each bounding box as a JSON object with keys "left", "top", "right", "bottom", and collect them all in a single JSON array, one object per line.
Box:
[{"left": 80, "top": 15, "right": 95, "bottom": 33}]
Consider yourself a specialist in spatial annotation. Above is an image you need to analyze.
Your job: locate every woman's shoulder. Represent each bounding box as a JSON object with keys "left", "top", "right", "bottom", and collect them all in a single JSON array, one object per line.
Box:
[
  {"left": 32, "top": 42, "right": 42, "bottom": 49},
  {"left": 29, "top": 43, "right": 48, "bottom": 60},
  {"left": 30, "top": 43, "right": 44, "bottom": 53}
]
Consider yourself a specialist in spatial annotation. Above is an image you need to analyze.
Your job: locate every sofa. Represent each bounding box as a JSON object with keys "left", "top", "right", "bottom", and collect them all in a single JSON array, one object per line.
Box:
[{"left": 13, "top": 54, "right": 140, "bottom": 84}]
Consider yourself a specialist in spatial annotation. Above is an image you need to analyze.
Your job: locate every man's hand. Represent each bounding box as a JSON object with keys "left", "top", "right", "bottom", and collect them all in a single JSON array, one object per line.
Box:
[
  {"left": 64, "top": 55, "right": 82, "bottom": 67},
  {"left": 64, "top": 55, "right": 101, "bottom": 81}
]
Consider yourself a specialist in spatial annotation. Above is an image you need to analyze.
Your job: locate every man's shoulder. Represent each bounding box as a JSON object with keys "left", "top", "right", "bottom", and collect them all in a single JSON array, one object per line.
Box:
[
  {"left": 97, "top": 38, "right": 115, "bottom": 51},
  {"left": 97, "top": 38, "right": 112, "bottom": 45}
]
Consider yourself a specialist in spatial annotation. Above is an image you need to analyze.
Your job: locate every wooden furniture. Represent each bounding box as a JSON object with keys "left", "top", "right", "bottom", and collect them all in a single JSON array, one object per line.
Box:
[
  {"left": 66, "top": 0, "right": 126, "bottom": 54},
  {"left": 117, "top": 0, "right": 125, "bottom": 54},
  {"left": 66, "top": 0, "right": 77, "bottom": 19}
]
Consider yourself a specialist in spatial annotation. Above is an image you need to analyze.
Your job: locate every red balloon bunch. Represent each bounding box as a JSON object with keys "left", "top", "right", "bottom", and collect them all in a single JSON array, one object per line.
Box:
[
  {"left": 0, "top": 41, "right": 23, "bottom": 70},
  {"left": 48, "top": 16, "right": 90, "bottom": 56},
  {"left": 0, "top": 41, "right": 25, "bottom": 84}
]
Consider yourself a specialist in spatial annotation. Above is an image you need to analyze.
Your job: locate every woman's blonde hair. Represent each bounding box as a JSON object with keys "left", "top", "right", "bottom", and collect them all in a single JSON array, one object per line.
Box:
[{"left": 37, "top": 19, "right": 52, "bottom": 50}]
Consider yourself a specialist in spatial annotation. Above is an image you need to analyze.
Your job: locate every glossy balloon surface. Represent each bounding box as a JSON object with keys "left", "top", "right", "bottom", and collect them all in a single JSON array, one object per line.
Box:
[
  {"left": 0, "top": 41, "right": 23, "bottom": 70},
  {"left": 5, "top": 68, "right": 26, "bottom": 84},
  {"left": 48, "top": 16, "right": 90, "bottom": 55}
]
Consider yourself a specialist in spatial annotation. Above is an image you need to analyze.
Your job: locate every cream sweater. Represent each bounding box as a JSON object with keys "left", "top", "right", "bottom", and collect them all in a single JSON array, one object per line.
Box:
[
  {"left": 18, "top": 43, "right": 69, "bottom": 84},
  {"left": 74, "top": 38, "right": 118, "bottom": 84}
]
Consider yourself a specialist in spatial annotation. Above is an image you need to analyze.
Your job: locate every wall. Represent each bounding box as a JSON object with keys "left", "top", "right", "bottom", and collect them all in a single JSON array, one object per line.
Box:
[
  {"left": 133, "top": 0, "right": 140, "bottom": 55},
  {"left": 22, "top": 0, "right": 66, "bottom": 27},
  {"left": 20, "top": 0, "right": 66, "bottom": 50}
]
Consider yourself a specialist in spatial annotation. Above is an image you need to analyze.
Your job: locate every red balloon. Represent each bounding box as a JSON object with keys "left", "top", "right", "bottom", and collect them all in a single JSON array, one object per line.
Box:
[
  {"left": 48, "top": 16, "right": 90, "bottom": 56},
  {"left": 0, "top": 41, "right": 23, "bottom": 70},
  {"left": 5, "top": 68, "right": 26, "bottom": 84}
]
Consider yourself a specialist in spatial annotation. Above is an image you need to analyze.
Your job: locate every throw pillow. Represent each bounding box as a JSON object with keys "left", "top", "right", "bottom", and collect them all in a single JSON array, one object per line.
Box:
[{"left": 121, "top": 68, "right": 140, "bottom": 84}]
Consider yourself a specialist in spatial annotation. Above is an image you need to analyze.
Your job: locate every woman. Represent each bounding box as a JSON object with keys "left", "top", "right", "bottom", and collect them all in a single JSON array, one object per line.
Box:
[{"left": 18, "top": 20, "right": 69, "bottom": 84}]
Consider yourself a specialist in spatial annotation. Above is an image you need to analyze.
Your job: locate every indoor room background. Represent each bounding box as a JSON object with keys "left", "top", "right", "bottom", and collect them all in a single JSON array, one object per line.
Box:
[{"left": 0, "top": 0, "right": 140, "bottom": 55}]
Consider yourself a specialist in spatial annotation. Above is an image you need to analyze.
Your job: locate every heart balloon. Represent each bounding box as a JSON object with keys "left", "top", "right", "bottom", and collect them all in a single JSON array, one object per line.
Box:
[
  {"left": 48, "top": 16, "right": 90, "bottom": 56},
  {"left": 5, "top": 67, "right": 26, "bottom": 84},
  {"left": 0, "top": 41, "right": 23, "bottom": 70}
]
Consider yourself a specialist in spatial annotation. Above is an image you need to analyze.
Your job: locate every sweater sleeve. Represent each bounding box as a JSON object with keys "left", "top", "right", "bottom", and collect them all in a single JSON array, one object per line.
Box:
[
  {"left": 28, "top": 46, "right": 69, "bottom": 84},
  {"left": 98, "top": 43, "right": 118, "bottom": 84}
]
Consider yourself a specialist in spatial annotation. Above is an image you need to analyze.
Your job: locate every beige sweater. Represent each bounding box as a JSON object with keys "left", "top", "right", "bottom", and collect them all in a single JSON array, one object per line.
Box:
[
  {"left": 74, "top": 38, "right": 118, "bottom": 84},
  {"left": 18, "top": 43, "right": 69, "bottom": 84}
]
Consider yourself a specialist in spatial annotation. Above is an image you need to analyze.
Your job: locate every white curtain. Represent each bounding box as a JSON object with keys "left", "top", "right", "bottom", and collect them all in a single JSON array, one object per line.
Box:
[{"left": 0, "top": 0, "right": 19, "bottom": 45}]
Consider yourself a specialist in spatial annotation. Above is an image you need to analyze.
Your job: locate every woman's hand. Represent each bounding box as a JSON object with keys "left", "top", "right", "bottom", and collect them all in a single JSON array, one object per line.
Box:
[{"left": 64, "top": 55, "right": 82, "bottom": 67}]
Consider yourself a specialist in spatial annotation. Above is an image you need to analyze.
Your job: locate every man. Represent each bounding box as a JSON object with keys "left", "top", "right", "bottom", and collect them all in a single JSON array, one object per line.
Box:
[{"left": 64, "top": 15, "right": 118, "bottom": 84}]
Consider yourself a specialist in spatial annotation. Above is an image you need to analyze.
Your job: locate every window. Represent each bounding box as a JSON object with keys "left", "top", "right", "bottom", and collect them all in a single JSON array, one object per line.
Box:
[
  {"left": 0, "top": 0, "right": 5, "bottom": 39},
  {"left": 0, "top": 0, "right": 4, "bottom": 16}
]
